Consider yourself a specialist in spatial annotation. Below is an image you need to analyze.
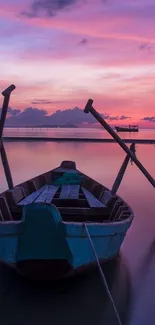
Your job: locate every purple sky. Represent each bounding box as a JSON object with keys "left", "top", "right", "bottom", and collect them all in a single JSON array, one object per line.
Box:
[{"left": 0, "top": 0, "right": 155, "bottom": 126}]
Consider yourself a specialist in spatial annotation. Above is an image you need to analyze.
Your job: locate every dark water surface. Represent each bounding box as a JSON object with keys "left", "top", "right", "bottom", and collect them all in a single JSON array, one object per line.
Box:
[{"left": 0, "top": 139, "right": 155, "bottom": 325}]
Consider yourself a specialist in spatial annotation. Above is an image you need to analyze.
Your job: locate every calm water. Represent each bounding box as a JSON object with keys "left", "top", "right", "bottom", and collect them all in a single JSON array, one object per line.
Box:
[
  {"left": 0, "top": 129, "right": 155, "bottom": 325},
  {"left": 3, "top": 127, "right": 155, "bottom": 139}
]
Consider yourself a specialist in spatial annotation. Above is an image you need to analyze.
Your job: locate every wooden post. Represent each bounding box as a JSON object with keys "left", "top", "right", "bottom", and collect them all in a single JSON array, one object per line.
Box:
[
  {"left": 0, "top": 84, "right": 16, "bottom": 189},
  {"left": 84, "top": 99, "right": 155, "bottom": 188},
  {"left": 111, "top": 143, "right": 135, "bottom": 195}
]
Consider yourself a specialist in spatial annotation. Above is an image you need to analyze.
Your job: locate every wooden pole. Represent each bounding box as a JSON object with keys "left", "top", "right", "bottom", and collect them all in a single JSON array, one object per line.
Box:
[
  {"left": 0, "top": 84, "right": 16, "bottom": 189},
  {"left": 0, "top": 85, "right": 16, "bottom": 138},
  {"left": 111, "top": 143, "right": 135, "bottom": 195},
  {"left": 0, "top": 143, "right": 14, "bottom": 189},
  {"left": 84, "top": 99, "right": 155, "bottom": 188}
]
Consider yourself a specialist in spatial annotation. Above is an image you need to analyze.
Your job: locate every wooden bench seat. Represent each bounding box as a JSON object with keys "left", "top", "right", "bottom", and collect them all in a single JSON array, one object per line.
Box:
[
  {"left": 59, "top": 185, "right": 80, "bottom": 200},
  {"left": 35, "top": 185, "right": 59, "bottom": 203},
  {"left": 81, "top": 187, "right": 105, "bottom": 208},
  {"left": 18, "top": 185, "right": 46, "bottom": 206}
]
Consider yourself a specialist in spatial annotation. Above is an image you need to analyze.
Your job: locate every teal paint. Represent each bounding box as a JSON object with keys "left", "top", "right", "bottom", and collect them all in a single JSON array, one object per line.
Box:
[
  {"left": 0, "top": 221, "right": 23, "bottom": 263},
  {"left": 0, "top": 206, "right": 133, "bottom": 273},
  {"left": 64, "top": 217, "right": 133, "bottom": 268},
  {"left": 16, "top": 203, "right": 73, "bottom": 263}
]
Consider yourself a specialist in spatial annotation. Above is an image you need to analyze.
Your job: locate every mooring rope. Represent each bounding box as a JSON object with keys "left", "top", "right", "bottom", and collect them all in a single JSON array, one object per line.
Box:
[{"left": 84, "top": 223, "right": 122, "bottom": 325}]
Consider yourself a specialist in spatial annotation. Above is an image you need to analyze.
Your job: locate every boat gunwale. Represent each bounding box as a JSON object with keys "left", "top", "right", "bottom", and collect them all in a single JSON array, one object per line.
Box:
[{"left": 0, "top": 164, "right": 135, "bottom": 224}]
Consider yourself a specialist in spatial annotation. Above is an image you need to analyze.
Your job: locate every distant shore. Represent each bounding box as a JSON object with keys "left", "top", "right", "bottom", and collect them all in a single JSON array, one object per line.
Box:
[
  {"left": 3, "top": 136, "right": 155, "bottom": 144},
  {"left": 4, "top": 124, "right": 78, "bottom": 128}
]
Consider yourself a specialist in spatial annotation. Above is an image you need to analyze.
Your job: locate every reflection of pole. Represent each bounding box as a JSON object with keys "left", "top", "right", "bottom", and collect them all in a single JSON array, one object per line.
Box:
[
  {"left": 0, "top": 85, "right": 16, "bottom": 189},
  {"left": 84, "top": 99, "right": 155, "bottom": 188},
  {"left": 111, "top": 143, "right": 135, "bottom": 195}
]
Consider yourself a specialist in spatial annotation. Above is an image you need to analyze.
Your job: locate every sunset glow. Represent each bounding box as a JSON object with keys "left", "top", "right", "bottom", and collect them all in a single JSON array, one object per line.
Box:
[{"left": 1, "top": 0, "right": 155, "bottom": 127}]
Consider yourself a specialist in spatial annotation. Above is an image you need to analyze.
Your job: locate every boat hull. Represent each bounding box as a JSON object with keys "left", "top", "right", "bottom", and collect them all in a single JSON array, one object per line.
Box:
[
  {"left": 0, "top": 210, "right": 133, "bottom": 281},
  {"left": 115, "top": 126, "right": 138, "bottom": 132}
]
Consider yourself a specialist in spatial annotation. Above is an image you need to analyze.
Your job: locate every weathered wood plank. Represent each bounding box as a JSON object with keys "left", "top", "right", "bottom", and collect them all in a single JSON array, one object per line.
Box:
[
  {"left": 17, "top": 185, "right": 46, "bottom": 205},
  {"left": 45, "top": 185, "right": 59, "bottom": 203},
  {"left": 59, "top": 185, "right": 80, "bottom": 199},
  {"left": 35, "top": 185, "right": 59, "bottom": 203},
  {"left": 82, "top": 187, "right": 105, "bottom": 208}
]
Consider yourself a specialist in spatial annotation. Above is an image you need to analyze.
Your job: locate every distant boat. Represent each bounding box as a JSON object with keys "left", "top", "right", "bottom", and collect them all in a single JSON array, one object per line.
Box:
[{"left": 115, "top": 125, "right": 139, "bottom": 132}]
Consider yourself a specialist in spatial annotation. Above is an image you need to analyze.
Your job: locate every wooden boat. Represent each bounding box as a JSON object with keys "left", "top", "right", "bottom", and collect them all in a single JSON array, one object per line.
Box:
[
  {"left": 115, "top": 125, "right": 139, "bottom": 132},
  {"left": 0, "top": 160, "right": 134, "bottom": 280},
  {"left": 0, "top": 87, "right": 154, "bottom": 283}
]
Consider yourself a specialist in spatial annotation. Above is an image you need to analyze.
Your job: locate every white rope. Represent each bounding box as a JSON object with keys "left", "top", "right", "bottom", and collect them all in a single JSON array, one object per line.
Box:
[{"left": 84, "top": 223, "right": 122, "bottom": 325}]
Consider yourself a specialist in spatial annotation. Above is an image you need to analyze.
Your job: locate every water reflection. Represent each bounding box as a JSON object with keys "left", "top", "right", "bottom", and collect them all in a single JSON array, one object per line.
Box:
[
  {"left": 0, "top": 141, "right": 154, "bottom": 324},
  {"left": 3, "top": 127, "right": 155, "bottom": 140},
  {"left": 0, "top": 254, "right": 131, "bottom": 325}
]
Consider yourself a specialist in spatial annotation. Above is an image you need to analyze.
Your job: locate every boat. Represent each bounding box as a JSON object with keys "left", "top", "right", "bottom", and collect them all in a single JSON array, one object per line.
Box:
[
  {"left": 115, "top": 125, "right": 139, "bottom": 132},
  {"left": 0, "top": 86, "right": 154, "bottom": 283},
  {"left": 0, "top": 160, "right": 134, "bottom": 281}
]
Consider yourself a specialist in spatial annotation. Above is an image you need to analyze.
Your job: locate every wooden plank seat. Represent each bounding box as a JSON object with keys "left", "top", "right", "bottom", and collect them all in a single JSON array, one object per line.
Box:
[
  {"left": 18, "top": 185, "right": 46, "bottom": 206},
  {"left": 59, "top": 185, "right": 80, "bottom": 200},
  {"left": 81, "top": 187, "right": 105, "bottom": 208},
  {"left": 35, "top": 185, "right": 59, "bottom": 203},
  {"left": 18, "top": 185, "right": 59, "bottom": 205}
]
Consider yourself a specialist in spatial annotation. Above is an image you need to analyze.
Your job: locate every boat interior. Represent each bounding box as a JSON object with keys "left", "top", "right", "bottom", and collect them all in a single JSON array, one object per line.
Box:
[{"left": 0, "top": 161, "right": 133, "bottom": 224}]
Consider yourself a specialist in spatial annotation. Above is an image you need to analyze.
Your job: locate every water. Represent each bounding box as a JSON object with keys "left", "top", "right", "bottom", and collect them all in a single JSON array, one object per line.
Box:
[
  {"left": 3, "top": 127, "right": 155, "bottom": 140},
  {"left": 0, "top": 129, "right": 155, "bottom": 324}
]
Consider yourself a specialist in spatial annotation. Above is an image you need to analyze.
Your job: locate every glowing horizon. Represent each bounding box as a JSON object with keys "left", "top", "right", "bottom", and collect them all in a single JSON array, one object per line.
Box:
[{"left": 1, "top": 0, "right": 155, "bottom": 128}]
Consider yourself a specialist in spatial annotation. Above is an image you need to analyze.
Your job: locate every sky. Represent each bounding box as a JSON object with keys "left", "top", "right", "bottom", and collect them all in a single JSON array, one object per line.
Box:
[{"left": 0, "top": 0, "right": 155, "bottom": 127}]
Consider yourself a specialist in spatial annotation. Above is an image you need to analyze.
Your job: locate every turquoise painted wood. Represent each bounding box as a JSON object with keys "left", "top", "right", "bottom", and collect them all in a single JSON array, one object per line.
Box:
[
  {"left": 63, "top": 217, "right": 133, "bottom": 268},
  {"left": 0, "top": 221, "right": 23, "bottom": 263},
  {"left": 0, "top": 204, "right": 133, "bottom": 275},
  {"left": 17, "top": 203, "right": 73, "bottom": 263}
]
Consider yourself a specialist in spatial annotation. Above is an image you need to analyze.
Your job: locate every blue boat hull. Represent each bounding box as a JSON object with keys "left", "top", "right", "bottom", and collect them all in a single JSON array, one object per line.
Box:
[{"left": 0, "top": 203, "right": 133, "bottom": 280}]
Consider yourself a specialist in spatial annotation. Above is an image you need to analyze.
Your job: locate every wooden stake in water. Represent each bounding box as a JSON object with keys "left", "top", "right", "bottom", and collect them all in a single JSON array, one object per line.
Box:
[
  {"left": 84, "top": 99, "right": 155, "bottom": 188},
  {"left": 111, "top": 142, "right": 135, "bottom": 195},
  {"left": 0, "top": 85, "right": 16, "bottom": 189}
]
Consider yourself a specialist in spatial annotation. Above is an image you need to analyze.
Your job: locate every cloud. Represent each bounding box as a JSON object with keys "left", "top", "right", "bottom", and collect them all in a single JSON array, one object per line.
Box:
[
  {"left": 78, "top": 38, "right": 88, "bottom": 46},
  {"left": 6, "top": 107, "right": 48, "bottom": 126},
  {"left": 4, "top": 106, "right": 133, "bottom": 126},
  {"left": 7, "top": 107, "right": 21, "bottom": 116},
  {"left": 31, "top": 99, "right": 55, "bottom": 105},
  {"left": 108, "top": 115, "right": 131, "bottom": 121},
  {"left": 138, "top": 43, "right": 152, "bottom": 51},
  {"left": 120, "top": 115, "right": 131, "bottom": 120},
  {"left": 141, "top": 116, "right": 155, "bottom": 122},
  {"left": 21, "top": 0, "right": 77, "bottom": 18}
]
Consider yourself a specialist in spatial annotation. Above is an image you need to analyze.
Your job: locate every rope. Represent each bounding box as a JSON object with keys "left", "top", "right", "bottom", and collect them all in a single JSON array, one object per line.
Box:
[{"left": 84, "top": 223, "right": 122, "bottom": 325}]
